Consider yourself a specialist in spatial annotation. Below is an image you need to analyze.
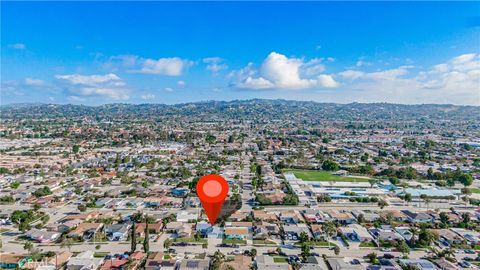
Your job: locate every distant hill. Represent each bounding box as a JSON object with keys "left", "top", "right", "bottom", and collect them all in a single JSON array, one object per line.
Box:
[{"left": 1, "top": 99, "right": 479, "bottom": 122}]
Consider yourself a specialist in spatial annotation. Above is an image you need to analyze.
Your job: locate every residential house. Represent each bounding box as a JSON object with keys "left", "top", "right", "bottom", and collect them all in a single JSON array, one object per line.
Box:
[
  {"left": 401, "top": 210, "right": 434, "bottom": 223},
  {"left": 222, "top": 255, "right": 252, "bottom": 270},
  {"left": 176, "top": 210, "right": 199, "bottom": 223},
  {"left": 283, "top": 224, "right": 311, "bottom": 241},
  {"left": 26, "top": 229, "right": 61, "bottom": 243},
  {"left": 177, "top": 259, "right": 209, "bottom": 270},
  {"left": 145, "top": 252, "right": 177, "bottom": 270},
  {"left": 104, "top": 223, "right": 131, "bottom": 241},
  {"left": 68, "top": 223, "right": 103, "bottom": 240},
  {"left": 225, "top": 227, "right": 249, "bottom": 240},
  {"left": 327, "top": 211, "right": 355, "bottom": 225},
  {"left": 398, "top": 259, "right": 438, "bottom": 270},
  {"left": 66, "top": 250, "right": 104, "bottom": 270},
  {"left": 278, "top": 210, "right": 304, "bottom": 224},
  {"left": 339, "top": 224, "right": 373, "bottom": 242},
  {"left": 255, "top": 255, "right": 290, "bottom": 270},
  {"left": 369, "top": 228, "right": 404, "bottom": 242}
]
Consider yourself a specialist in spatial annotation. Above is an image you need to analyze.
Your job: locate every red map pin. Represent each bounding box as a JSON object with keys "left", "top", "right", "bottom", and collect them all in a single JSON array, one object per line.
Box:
[{"left": 196, "top": 174, "right": 229, "bottom": 225}]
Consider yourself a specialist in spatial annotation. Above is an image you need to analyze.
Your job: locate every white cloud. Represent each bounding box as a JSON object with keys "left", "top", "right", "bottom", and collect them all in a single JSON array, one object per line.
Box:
[
  {"left": 141, "top": 94, "right": 155, "bottom": 100},
  {"left": 164, "top": 87, "right": 174, "bottom": 92},
  {"left": 177, "top": 80, "right": 186, "bottom": 86},
  {"left": 336, "top": 53, "right": 480, "bottom": 105},
  {"left": 24, "top": 78, "right": 45, "bottom": 86},
  {"left": 237, "top": 77, "right": 275, "bottom": 90},
  {"left": 139, "top": 57, "right": 193, "bottom": 76},
  {"left": 8, "top": 43, "right": 26, "bottom": 50},
  {"left": 101, "top": 54, "right": 193, "bottom": 76},
  {"left": 55, "top": 73, "right": 124, "bottom": 86},
  {"left": 203, "top": 57, "right": 228, "bottom": 72},
  {"left": 233, "top": 52, "right": 338, "bottom": 90},
  {"left": 56, "top": 73, "right": 129, "bottom": 100}
]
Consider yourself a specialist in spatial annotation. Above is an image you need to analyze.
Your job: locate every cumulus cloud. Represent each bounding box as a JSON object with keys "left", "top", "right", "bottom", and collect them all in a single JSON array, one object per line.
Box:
[
  {"left": 56, "top": 73, "right": 129, "bottom": 100},
  {"left": 203, "top": 57, "right": 228, "bottom": 72},
  {"left": 8, "top": 43, "right": 26, "bottom": 50},
  {"left": 336, "top": 53, "right": 480, "bottom": 105},
  {"left": 233, "top": 52, "right": 338, "bottom": 90},
  {"left": 101, "top": 54, "right": 193, "bottom": 76},
  {"left": 139, "top": 57, "right": 193, "bottom": 76}
]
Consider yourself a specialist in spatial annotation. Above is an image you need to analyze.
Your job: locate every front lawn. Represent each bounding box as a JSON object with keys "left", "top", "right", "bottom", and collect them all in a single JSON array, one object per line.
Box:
[
  {"left": 294, "top": 240, "right": 338, "bottom": 247},
  {"left": 273, "top": 257, "right": 288, "bottom": 263},
  {"left": 285, "top": 169, "right": 370, "bottom": 182},
  {"left": 93, "top": 252, "right": 110, "bottom": 258},
  {"left": 253, "top": 239, "right": 277, "bottom": 246},
  {"left": 174, "top": 237, "right": 207, "bottom": 243},
  {"left": 223, "top": 238, "right": 247, "bottom": 245},
  {"left": 360, "top": 241, "right": 378, "bottom": 248}
]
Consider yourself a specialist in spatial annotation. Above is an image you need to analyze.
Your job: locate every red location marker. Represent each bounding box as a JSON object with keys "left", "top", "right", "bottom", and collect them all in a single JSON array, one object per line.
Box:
[{"left": 196, "top": 174, "right": 229, "bottom": 225}]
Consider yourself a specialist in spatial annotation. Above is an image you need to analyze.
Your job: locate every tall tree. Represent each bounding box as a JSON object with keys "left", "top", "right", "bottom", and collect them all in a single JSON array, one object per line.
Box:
[
  {"left": 143, "top": 218, "right": 149, "bottom": 253},
  {"left": 130, "top": 220, "right": 136, "bottom": 253}
]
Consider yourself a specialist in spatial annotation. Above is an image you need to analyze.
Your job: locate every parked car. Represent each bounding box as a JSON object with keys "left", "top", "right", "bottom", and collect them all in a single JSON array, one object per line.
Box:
[
  {"left": 229, "top": 249, "right": 242, "bottom": 255},
  {"left": 383, "top": 254, "right": 395, "bottom": 259}
]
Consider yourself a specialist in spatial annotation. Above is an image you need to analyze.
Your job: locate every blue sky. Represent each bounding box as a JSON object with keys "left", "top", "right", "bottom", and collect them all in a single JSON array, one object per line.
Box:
[{"left": 2, "top": 2, "right": 479, "bottom": 105}]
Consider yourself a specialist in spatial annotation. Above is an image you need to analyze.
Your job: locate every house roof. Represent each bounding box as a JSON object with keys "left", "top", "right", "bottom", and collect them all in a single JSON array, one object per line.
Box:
[{"left": 225, "top": 227, "right": 249, "bottom": 236}]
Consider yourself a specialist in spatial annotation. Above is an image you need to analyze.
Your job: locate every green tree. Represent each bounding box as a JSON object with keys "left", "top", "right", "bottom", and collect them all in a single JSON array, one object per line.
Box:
[
  {"left": 301, "top": 243, "right": 310, "bottom": 261},
  {"left": 72, "top": 144, "right": 80, "bottom": 154},
  {"left": 322, "top": 160, "right": 339, "bottom": 171},
  {"left": 396, "top": 240, "right": 410, "bottom": 255},
  {"left": 130, "top": 220, "right": 137, "bottom": 253},
  {"left": 439, "top": 212, "right": 449, "bottom": 226},
  {"left": 250, "top": 248, "right": 257, "bottom": 258},
  {"left": 323, "top": 222, "right": 337, "bottom": 249},
  {"left": 366, "top": 252, "right": 377, "bottom": 263},
  {"left": 24, "top": 241, "right": 33, "bottom": 254},
  {"left": 458, "top": 173, "right": 473, "bottom": 187},
  {"left": 10, "top": 181, "right": 20, "bottom": 189},
  {"left": 78, "top": 204, "right": 87, "bottom": 212},
  {"left": 143, "top": 220, "right": 149, "bottom": 253},
  {"left": 409, "top": 227, "right": 419, "bottom": 246},
  {"left": 211, "top": 250, "right": 225, "bottom": 270},
  {"left": 299, "top": 232, "right": 308, "bottom": 244},
  {"left": 378, "top": 199, "right": 388, "bottom": 209}
]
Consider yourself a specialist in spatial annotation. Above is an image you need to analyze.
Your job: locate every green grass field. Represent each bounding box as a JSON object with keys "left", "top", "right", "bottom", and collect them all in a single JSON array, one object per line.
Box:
[
  {"left": 470, "top": 188, "right": 480, "bottom": 194},
  {"left": 285, "top": 169, "right": 370, "bottom": 182}
]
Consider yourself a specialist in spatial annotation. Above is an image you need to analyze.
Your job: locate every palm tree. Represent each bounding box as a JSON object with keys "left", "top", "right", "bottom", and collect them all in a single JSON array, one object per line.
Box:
[
  {"left": 409, "top": 227, "right": 418, "bottom": 247},
  {"left": 60, "top": 237, "right": 73, "bottom": 252},
  {"left": 323, "top": 222, "right": 337, "bottom": 249}
]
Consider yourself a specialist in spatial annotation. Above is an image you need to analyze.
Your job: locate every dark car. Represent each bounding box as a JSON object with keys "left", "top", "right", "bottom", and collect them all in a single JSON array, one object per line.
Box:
[{"left": 383, "top": 254, "right": 395, "bottom": 259}]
